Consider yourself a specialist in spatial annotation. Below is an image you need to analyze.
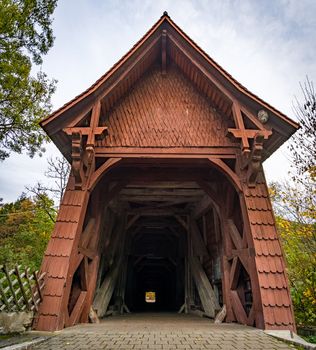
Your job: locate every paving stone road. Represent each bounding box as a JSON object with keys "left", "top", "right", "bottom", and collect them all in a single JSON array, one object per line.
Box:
[{"left": 30, "top": 313, "right": 296, "bottom": 350}]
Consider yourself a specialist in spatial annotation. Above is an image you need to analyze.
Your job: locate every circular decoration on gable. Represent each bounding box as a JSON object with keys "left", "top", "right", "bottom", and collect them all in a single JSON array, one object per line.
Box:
[{"left": 257, "top": 110, "right": 269, "bottom": 124}]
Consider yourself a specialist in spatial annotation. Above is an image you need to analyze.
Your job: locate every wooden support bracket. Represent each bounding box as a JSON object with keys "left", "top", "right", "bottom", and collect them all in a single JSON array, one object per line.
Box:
[
  {"left": 88, "top": 158, "right": 122, "bottom": 192},
  {"left": 208, "top": 158, "right": 242, "bottom": 193},
  {"left": 64, "top": 126, "right": 108, "bottom": 138},
  {"left": 246, "top": 133, "right": 264, "bottom": 187},
  {"left": 228, "top": 101, "right": 271, "bottom": 159},
  {"left": 71, "top": 131, "right": 85, "bottom": 189},
  {"left": 227, "top": 219, "right": 243, "bottom": 250},
  {"left": 80, "top": 217, "right": 96, "bottom": 249},
  {"left": 63, "top": 100, "right": 109, "bottom": 189},
  {"left": 231, "top": 247, "right": 254, "bottom": 276},
  {"left": 80, "top": 257, "right": 89, "bottom": 291},
  {"left": 230, "top": 290, "right": 248, "bottom": 325},
  {"left": 78, "top": 246, "right": 97, "bottom": 260},
  {"left": 67, "top": 291, "right": 87, "bottom": 326},
  {"left": 229, "top": 257, "right": 240, "bottom": 290}
]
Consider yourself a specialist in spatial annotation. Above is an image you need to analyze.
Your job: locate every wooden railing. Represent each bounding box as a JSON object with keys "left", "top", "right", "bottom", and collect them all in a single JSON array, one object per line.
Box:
[{"left": 0, "top": 265, "right": 45, "bottom": 312}]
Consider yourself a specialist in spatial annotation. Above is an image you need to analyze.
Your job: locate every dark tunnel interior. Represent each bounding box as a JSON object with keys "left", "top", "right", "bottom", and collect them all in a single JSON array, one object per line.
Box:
[
  {"left": 125, "top": 219, "right": 185, "bottom": 312},
  {"left": 93, "top": 177, "right": 226, "bottom": 318}
]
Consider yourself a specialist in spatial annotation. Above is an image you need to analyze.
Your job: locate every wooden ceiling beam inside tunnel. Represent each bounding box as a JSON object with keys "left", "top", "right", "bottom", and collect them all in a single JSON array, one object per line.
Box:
[
  {"left": 99, "top": 182, "right": 222, "bottom": 239},
  {"left": 96, "top": 169, "right": 226, "bottom": 221},
  {"left": 125, "top": 181, "right": 200, "bottom": 189},
  {"left": 120, "top": 188, "right": 204, "bottom": 196},
  {"left": 94, "top": 164, "right": 227, "bottom": 239}
]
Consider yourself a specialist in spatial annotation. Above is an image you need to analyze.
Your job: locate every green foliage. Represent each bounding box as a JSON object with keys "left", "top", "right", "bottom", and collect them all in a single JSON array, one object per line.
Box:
[
  {"left": 303, "top": 335, "right": 316, "bottom": 344},
  {"left": 0, "top": 194, "right": 55, "bottom": 270},
  {"left": 276, "top": 77, "right": 316, "bottom": 327},
  {"left": 276, "top": 217, "right": 316, "bottom": 326},
  {"left": 271, "top": 182, "right": 316, "bottom": 327},
  {"left": 0, "top": 0, "right": 57, "bottom": 160}
]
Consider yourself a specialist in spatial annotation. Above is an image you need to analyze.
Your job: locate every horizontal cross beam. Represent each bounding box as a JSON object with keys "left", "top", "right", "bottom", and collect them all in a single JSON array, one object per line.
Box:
[{"left": 63, "top": 126, "right": 108, "bottom": 138}]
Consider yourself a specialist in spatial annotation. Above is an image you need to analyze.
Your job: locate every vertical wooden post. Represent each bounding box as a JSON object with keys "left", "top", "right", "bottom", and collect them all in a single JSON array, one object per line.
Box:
[
  {"left": 118, "top": 230, "right": 132, "bottom": 314},
  {"left": 184, "top": 256, "right": 189, "bottom": 313},
  {"left": 79, "top": 190, "right": 105, "bottom": 323},
  {"left": 186, "top": 216, "right": 193, "bottom": 312},
  {"left": 220, "top": 219, "right": 234, "bottom": 322},
  {"left": 219, "top": 183, "right": 235, "bottom": 323}
]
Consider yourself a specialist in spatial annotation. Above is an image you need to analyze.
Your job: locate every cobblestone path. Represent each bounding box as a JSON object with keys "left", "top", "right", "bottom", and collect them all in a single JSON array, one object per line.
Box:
[{"left": 31, "top": 313, "right": 295, "bottom": 350}]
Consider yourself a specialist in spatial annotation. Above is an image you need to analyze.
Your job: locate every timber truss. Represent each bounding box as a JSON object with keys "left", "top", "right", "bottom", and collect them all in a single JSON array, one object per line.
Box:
[
  {"left": 35, "top": 13, "right": 297, "bottom": 332},
  {"left": 34, "top": 154, "right": 295, "bottom": 332}
]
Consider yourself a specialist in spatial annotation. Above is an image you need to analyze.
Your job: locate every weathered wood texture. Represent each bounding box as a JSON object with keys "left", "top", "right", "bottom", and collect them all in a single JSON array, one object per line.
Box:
[
  {"left": 93, "top": 215, "right": 127, "bottom": 317},
  {"left": 189, "top": 256, "right": 220, "bottom": 317},
  {"left": 98, "top": 65, "right": 235, "bottom": 148},
  {"left": 0, "top": 265, "right": 45, "bottom": 313},
  {"left": 93, "top": 263, "right": 120, "bottom": 317}
]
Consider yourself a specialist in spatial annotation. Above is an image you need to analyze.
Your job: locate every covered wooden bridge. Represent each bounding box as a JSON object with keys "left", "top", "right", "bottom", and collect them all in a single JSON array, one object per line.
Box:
[{"left": 34, "top": 13, "right": 299, "bottom": 332}]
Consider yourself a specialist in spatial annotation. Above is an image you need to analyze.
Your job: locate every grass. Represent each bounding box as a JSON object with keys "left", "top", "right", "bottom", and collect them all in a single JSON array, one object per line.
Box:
[
  {"left": 0, "top": 334, "right": 14, "bottom": 340},
  {"left": 301, "top": 334, "right": 316, "bottom": 344}
]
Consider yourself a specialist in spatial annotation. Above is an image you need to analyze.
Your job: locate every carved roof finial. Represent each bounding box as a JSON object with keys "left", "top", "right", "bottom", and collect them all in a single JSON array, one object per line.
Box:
[{"left": 162, "top": 11, "right": 169, "bottom": 17}]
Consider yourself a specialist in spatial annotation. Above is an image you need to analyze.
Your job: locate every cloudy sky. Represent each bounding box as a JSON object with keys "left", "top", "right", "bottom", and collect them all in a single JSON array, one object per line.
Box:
[{"left": 1, "top": 0, "right": 316, "bottom": 202}]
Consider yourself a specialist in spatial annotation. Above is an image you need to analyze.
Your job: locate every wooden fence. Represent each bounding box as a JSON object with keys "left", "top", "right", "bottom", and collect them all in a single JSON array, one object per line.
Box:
[{"left": 0, "top": 265, "right": 45, "bottom": 313}]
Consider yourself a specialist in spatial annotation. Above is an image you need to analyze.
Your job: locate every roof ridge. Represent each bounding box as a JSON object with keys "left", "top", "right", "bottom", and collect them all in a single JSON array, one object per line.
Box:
[
  {"left": 40, "top": 12, "right": 299, "bottom": 147},
  {"left": 163, "top": 16, "right": 298, "bottom": 128},
  {"left": 41, "top": 14, "right": 168, "bottom": 126}
]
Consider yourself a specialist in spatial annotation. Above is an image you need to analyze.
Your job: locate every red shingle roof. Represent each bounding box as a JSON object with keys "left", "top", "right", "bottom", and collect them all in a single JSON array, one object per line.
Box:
[
  {"left": 245, "top": 173, "right": 295, "bottom": 330},
  {"left": 40, "top": 12, "right": 298, "bottom": 161}
]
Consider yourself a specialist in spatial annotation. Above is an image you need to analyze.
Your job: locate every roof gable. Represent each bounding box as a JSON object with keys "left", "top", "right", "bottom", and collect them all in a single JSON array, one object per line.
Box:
[
  {"left": 40, "top": 12, "right": 298, "bottom": 160},
  {"left": 98, "top": 64, "right": 236, "bottom": 148}
]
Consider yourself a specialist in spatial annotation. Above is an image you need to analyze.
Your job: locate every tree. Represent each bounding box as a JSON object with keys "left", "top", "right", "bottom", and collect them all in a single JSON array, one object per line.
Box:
[
  {"left": 271, "top": 78, "right": 316, "bottom": 327},
  {"left": 270, "top": 181, "right": 316, "bottom": 224},
  {"left": 0, "top": 193, "right": 55, "bottom": 270},
  {"left": 0, "top": 0, "right": 57, "bottom": 160},
  {"left": 290, "top": 77, "right": 316, "bottom": 178},
  {"left": 44, "top": 155, "right": 70, "bottom": 203},
  {"left": 277, "top": 216, "right": 316, "bottom": 326},
  {"left": 270, "top": 182, "right": 316, "bottom": 326},
  {"left": 26, "top": 155, "right": 70, "bottom": 211}
]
